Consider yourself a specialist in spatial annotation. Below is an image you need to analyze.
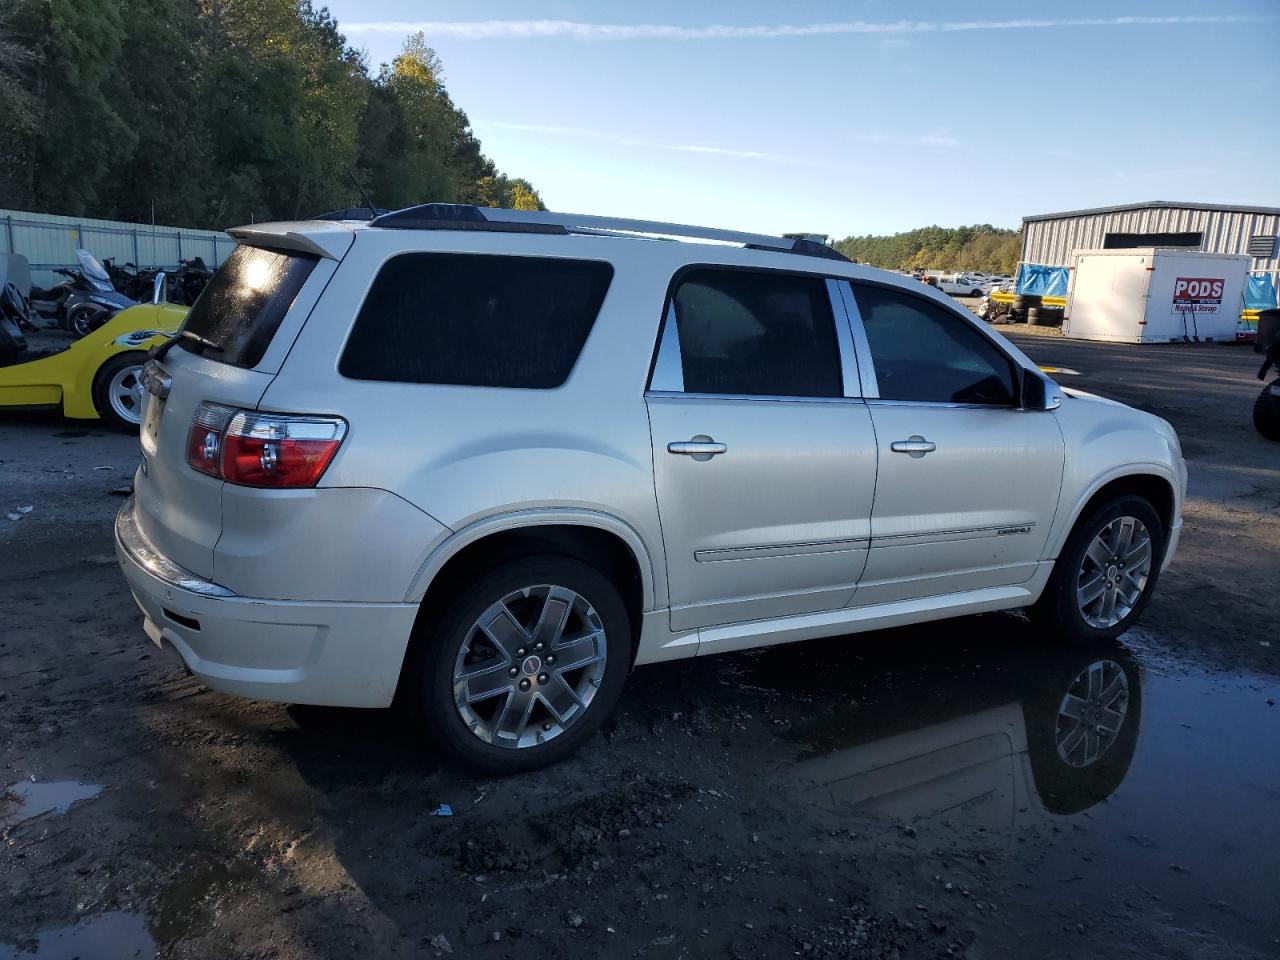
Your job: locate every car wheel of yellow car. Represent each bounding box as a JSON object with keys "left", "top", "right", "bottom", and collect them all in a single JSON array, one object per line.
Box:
[{"left": 92, "top": 351, "right": 148, "bottom": 432}]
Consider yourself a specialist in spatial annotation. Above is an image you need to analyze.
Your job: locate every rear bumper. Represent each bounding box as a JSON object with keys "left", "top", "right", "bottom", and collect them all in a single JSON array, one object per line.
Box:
[{"left": 115, "top": 498, "right": 417, "bottom": 708}]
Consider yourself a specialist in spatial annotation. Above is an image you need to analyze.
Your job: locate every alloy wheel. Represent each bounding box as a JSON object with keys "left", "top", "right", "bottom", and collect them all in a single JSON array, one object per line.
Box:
[
  {"left": 1076, "top": 516, "right": 1153, "bottom": 628},
  {"left": 452, "top": 584, "right": 607, "bottom": 749},
  {"left": 107, "top": 363, "right": 145, "bottom": 426}
]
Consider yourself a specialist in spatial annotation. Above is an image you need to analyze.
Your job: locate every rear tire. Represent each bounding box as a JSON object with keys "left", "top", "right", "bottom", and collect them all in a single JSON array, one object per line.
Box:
[
  {"left": 92, "top": 351, "right": 148, "bottom": 431},
  {"left": 1030, "top": 495, "right": 1165, "bottom": 645},
  {"left": 416, "top": 556, "right": 631, "bottom": 774},
  {"left": 1253, "top": 385, "right": 1280, "bottom": 441}
]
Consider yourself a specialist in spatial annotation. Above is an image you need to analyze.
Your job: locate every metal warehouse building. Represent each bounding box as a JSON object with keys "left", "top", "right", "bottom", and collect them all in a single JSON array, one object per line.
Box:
[{"left": 1021, "top": 200, "right": 1279, "bottom": 287}]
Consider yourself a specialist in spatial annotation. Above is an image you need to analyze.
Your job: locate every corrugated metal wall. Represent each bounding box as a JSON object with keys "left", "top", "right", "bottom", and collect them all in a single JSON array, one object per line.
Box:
[
  {"left": 1022, "top": 206, "right": 1280, "bottom": 273},
  {"left": 0, "top": 208, "right": 234, "bottom": 286}
]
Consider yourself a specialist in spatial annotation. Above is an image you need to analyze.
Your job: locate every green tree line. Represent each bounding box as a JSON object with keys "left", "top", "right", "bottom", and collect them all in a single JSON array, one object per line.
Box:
[
  {"left": 835, "top": 225, "right": 1021, "bottom": 274},
  {"left": 0, "top": 0, "right": 543, "bottom": 229}
]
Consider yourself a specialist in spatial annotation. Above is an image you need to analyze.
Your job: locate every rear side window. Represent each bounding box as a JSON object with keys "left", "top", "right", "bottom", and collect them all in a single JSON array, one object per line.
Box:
[
  {"left": 178, "top": 245, "right": 317, "bottom": 368},
  {"left": 339, "top": 253, "right": 613, "bottom": 389},
  {"left": 851, "top": 283, "right": 1016, "bottom": 405},
  {"left": 668, "top": 268, "right": 841, "bottom": 397}
]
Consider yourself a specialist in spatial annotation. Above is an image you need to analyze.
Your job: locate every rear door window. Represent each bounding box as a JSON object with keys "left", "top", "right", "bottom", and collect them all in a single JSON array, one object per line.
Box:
[
  {"left": 664, "top": 268, "right": 842, "bottom": 398},
  {"left": 339, "top": 253, "right": 613, "bottom": 389},
  {"left": 177, "top": 245, "right": 318, "bottom": 369}
]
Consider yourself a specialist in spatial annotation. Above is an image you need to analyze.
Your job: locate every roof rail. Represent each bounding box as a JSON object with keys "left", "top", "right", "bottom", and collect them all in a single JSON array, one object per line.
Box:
[{"left": 365, "top": 203, "right": 850, "bottom": 262}]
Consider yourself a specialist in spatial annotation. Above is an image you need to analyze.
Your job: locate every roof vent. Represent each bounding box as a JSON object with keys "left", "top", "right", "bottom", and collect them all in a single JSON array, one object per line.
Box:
[
  {"left": 1247, "top": 235, "right": 1277, "bottom": 258},
  {"left": 311, "top": 207, "right": 388, "bottom": 222},
  {"left": 369, "top": 203, "right": 567, "bottom": 234}
]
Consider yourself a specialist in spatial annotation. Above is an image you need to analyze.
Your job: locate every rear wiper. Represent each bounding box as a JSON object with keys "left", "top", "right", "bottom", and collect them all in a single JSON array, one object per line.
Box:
[{"left": 150, "top": 329, "right": 223, "bottom": 360}]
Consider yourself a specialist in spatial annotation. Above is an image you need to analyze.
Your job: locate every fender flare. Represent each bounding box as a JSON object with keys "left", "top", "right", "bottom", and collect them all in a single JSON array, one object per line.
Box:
[
  {"left": 403, "top": 507, "right": 659, "bottom": 611},
  {"left": 1046, "top": 461, "right": 1180, "bottom": 560}
]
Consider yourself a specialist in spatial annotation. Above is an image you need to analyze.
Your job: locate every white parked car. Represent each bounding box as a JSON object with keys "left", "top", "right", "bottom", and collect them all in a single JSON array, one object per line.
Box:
[
  {"left": 116, "top": 204, "right": 1186, "bottom": 773},
  {"left": 936, "top": 274, "right": 989, "bottom": 297}
]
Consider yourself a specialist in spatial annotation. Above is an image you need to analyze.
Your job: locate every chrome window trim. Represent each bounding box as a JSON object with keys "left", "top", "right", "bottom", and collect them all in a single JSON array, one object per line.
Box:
[
  {"left": 649, "top": 301, "right": 685, "bottom": 392},
  {"left": 866, "top": 398, "right": 1022, "bottom": 411},
  {"left": 835, "top": 280, "right": 880, "bottom": 398},
  {"left": 825, "top": 277, "right": 862, "bottom": 399},
  {"left": 645, "top": 390, "right": 868, "bottom": 405}
]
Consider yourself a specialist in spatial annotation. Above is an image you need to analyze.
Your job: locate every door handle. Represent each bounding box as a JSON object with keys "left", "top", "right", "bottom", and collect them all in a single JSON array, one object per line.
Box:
[
  {"left": 890, "top": 435, "right": 936, "bottom": 458},
  {"left": 667, "top": 435, "right": 727, "bottom": 461}
]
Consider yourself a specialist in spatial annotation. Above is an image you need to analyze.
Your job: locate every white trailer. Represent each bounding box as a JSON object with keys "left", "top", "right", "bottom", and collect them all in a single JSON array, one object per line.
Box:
[{"left": 1064, "top": 248, "right": 1249, "bottom": 343}]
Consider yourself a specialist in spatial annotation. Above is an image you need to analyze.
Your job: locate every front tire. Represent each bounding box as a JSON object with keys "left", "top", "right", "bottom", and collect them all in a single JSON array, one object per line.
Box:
[
  {"left": 1254, "top": 384, "right": 1280, "bottom": 441},
  {"left": 1030, "top": 495, "right": 1165, "bottom": 644},
  {"left": 92, "top": 352, "right": 148, "bottom": 431},
  {"left": 416, "top": 556, "right": 631, "bottom": 774},
  {"left": 68, "top": 302, "right": 106, "bottom": 338}
]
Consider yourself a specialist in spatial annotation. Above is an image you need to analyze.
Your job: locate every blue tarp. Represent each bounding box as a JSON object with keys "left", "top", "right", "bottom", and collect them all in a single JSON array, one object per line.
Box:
[
  {"left": 1016, "top": 263, "right": 1070, "bottom": 298},
  {"left": 1245, "top": 272, "right": 1278, "bottom": 311}
]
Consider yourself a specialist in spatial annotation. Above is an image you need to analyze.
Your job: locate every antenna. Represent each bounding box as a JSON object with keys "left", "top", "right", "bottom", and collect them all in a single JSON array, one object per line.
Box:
[{"left": 346, "top": 166, "right": 377, "bottom": 219}]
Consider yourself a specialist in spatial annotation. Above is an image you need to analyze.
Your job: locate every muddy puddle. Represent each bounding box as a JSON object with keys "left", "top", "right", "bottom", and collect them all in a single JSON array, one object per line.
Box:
[
  {"left": 743, "top": 621, "right": 1280, "bottom": 954},
  {"left": 0, "top": 780, "right": 100, "bottom": 826},
  {"left": 0, "top": 912, "right": 155, "bottom": 959}
]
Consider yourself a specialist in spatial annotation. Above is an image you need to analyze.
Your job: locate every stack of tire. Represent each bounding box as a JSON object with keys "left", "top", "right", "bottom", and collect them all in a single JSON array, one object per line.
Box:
[
  {"left": 1013, "top": 293, "right": 1040, "bottom": 324},
  {"left": 1012, "top": 293, "right": 1063, "bottom": 326}
]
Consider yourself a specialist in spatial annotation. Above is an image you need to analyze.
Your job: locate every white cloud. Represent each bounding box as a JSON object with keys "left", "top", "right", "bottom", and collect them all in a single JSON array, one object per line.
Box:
[
  {"left": 478, "top": 121, "right": 961, "bottom": 161},
  {"left": 342, "top": 15, "right": 1274, "bottom": 40},
  {"left": 479, "top": 121, "right": 822, "bottom": 164}
]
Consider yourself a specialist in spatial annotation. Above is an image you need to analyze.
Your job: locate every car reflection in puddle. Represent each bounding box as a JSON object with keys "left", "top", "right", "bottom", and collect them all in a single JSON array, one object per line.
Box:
[
  {"left": 790, "top": 639, "right": 1140, "bottom": 830},
  {"left": 738, "top": 616, "right": 1280, "bottom": 954}
]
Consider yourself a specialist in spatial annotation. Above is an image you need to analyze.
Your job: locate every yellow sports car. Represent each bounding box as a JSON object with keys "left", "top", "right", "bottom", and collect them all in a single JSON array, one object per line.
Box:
[{"left": 0, "top": 302, "right": 187, "bottom": 430}]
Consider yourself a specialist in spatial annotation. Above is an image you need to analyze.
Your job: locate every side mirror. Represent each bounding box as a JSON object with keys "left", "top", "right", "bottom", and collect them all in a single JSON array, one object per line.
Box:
[
  {"left": 152, "top": 272, "right": 166, "bottom": 305},
  {"left": 1023, "top": 369, "right": 1062, "bottom": 411}
]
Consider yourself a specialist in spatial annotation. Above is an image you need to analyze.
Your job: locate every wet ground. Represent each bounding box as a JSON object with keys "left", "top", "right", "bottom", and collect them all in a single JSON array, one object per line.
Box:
[{"left": 1, "top": 335, "right": 1278, "bottom": 959}]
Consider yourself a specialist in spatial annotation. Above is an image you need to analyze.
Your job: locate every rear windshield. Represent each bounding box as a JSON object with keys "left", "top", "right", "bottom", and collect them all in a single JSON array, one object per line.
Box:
[{"left": 178, "top": 245, "right": 318, "bottom": 368}]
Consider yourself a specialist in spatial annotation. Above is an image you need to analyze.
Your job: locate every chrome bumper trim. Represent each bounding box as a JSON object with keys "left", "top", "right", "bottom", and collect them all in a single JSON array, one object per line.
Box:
[{"left": 115, "top": 497, "right": 237, "bottom": 598}]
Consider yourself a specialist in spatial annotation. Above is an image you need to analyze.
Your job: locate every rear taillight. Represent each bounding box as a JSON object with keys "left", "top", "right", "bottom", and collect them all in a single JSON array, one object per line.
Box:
[
  {"left": 186, "top": 402, "right": 234, "bottom": 478},
  {"left": 185, "top": 402, "right": 346, "bottom": 488}
]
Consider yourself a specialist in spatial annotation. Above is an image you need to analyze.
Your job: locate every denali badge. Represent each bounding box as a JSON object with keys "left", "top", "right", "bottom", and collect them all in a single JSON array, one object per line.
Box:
[{"left": 997, "top": 525, "right": 1032, "bottom": 536}]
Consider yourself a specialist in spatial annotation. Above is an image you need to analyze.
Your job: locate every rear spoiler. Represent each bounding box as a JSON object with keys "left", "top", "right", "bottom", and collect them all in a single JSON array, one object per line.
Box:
[{"left": 226, "top": 221, "right": 356, "bottom": 261}]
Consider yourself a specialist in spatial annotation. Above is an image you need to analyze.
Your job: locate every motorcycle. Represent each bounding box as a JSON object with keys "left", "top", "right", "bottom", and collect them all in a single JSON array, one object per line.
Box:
[
  {"left": 0, "top": 300, "right": 25, "bottom": 366},
  {"left": 29, "top": 250, "right": 138, "bottom": 338},
  {"left": 0, "top": 256, "right": 29, "bottom": 365},
  {"left": 1253, "top": 308, "right": 1280, "bottom": 441},
  {"left": 170, "top": 256, "right": 212, "bottom": 306},
  {"left": 103, "top": 258, "right": 158, "bottom": 302}
]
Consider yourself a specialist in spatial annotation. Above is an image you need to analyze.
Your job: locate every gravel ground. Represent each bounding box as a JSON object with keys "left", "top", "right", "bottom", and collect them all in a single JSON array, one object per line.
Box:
[{"left": 1, "top": 334, "right": 1277, "bottom": 959}]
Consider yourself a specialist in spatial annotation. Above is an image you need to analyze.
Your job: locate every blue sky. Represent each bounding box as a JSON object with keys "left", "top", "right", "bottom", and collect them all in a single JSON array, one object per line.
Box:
[{"left": 323, "top": 1, "right": 1280, "bottom": 238}]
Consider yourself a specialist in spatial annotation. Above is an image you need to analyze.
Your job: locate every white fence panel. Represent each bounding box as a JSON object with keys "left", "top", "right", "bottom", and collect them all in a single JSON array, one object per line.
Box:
[{"left": 0, "top": 208, "right": 235, "bottom": 286}]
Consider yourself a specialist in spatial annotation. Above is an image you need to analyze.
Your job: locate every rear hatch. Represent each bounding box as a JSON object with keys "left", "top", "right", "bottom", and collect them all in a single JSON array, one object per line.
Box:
[{"left": 136, "top": 238, "right": 342, "bottom": 580}]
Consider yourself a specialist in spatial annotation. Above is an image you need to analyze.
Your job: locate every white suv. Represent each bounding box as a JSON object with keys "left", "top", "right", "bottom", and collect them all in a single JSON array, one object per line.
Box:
[{"left": 116, "top": 204, "right": 1186, "bottom": 773}]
